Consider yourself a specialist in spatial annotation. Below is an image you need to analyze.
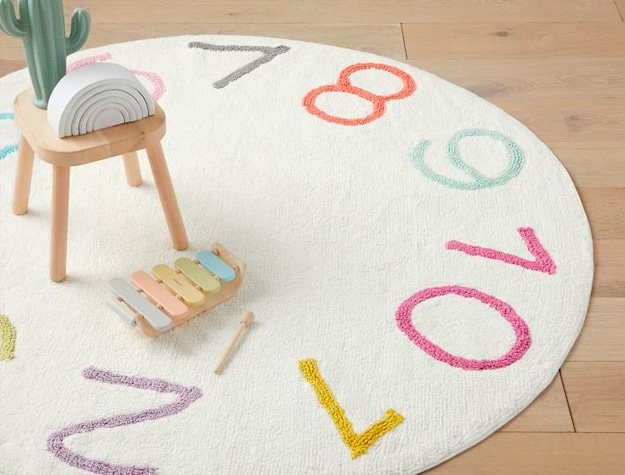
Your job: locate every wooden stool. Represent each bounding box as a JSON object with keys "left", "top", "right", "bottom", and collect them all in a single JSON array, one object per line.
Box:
[{"left": 12, "top": 89, "right": 188, "bottom": 282}]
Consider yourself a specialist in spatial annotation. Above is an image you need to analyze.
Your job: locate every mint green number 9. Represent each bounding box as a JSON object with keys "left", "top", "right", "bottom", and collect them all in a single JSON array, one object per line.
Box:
[{"left": 411, "top": 129, "right": 524, "bottom": 190}]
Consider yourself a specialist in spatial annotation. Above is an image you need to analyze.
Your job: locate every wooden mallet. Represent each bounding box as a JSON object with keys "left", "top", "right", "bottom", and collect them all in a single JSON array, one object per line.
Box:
[{"left": 213, "top": 311, "right": 255, "bottom": 375}]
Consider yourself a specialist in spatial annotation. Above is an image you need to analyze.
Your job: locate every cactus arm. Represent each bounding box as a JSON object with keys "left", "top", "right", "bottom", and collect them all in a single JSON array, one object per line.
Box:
[
  {"left": 65, "top": 8, "right": 90, "bottom": 55},
  {"left": 0, "top": 0, "right": 26, "bottom": 37}
]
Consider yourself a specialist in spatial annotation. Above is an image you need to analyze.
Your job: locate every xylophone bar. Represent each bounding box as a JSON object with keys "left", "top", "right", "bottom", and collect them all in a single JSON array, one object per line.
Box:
[
  {"left": 108, "top": 278, "right": 174, "bottom": 331},
  {"left": 106, "top": 244, "right": 246, "bottom": 336}
]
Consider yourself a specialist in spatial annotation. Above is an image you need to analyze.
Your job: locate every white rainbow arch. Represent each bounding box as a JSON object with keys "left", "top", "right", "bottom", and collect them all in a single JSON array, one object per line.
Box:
[{"left": 47, "top": 62, "right": 155, "bottom": 138}]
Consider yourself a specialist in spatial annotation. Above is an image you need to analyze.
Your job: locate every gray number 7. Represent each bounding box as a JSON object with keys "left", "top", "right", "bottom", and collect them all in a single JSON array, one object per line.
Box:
[{"left": 188, "top": 42, "right": 290, "bottom": 89}]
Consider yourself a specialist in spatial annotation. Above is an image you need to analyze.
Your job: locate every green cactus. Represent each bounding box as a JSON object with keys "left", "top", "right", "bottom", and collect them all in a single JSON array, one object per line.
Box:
[{"left": 0, "top": 0, "right": 91, "bottom": 109}]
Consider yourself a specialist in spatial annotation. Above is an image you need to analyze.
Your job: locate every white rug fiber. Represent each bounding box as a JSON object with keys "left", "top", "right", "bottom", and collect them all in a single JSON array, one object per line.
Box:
[{"left": 0, "top": 35, "right": 593, "bottom": 474}]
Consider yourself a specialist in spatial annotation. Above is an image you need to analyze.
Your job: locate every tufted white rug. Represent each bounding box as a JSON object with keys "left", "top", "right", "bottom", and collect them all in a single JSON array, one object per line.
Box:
[{"left": 0, "top": 35, "right": 593, "bottom": 474}]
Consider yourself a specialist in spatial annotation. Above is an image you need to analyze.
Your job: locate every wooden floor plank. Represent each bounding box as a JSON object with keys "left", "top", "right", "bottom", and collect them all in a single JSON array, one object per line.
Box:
[
  {"left": 594, "top": 240, "right": 625, "bottom": 298},
  {"left": 490, "top": 97, "right": 625, "bottom": 142},
  {"left": 578, "top": 188, "right": 625, "bottom": 239},
  {"left": 561, "top": 362, "right": 625, "bottom": 432},
  {"left": 425, "top": 433, "right": 625, "bottom": 474},
  {"left": 0, "top": 23, "right": 406, "bottom": 65},
  {"left": 409, "top": 59, "right": 625, "bottom": 98},
  {"left": 500, "top": 374, "right": 574, "bottom": 432},
  {"left": 549, "top": 143, "right": 625, "bottom": 188},
  {"left": 0, "top": 60, "right": 25, "bottom": 79},
  {"left": 58, "top": 1, "right": 622, "bottom": 24},
  {"left": 403, "top": 23, "right": 625, "bottom": 60},
  {"left": 616, "top": 0, "right": 625, "bottom": 21},
  {"left": 568, "top": 298, "right": 625, "bottom": 362}
]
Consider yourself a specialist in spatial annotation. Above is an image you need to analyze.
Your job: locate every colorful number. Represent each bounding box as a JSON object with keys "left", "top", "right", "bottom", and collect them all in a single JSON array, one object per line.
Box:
[
  {"left": 299, "top": 358, "right": 404, "bottom": 459},
  {"left": 411, "top": 129, "right": 524, "bottom": 189},
  {"left": 67, "top": 53, "right": 166, "bottom": 100},
  {"left": 67, "top": 53, "right": 113, "bottom": 73},
  {"left": 0, "top": 112, "right": 18, "bottom": 160},
  {"left": 0, "top": 314, "right": 16, "bottom": 361},
  {"left": 188, "top": 42, "right": 290, "bottom": 89},
  {"left": 396, "top": 286, "right": 531, "bottom": 370},
  {"left": 47, "top": 367, "right": 202, "bottom": 474},
  {"left": 447, "top": 227, "right": 556, "bottom": 274},
  {"left": 303, "top": 63, "right": 416, "bottom": 126}
]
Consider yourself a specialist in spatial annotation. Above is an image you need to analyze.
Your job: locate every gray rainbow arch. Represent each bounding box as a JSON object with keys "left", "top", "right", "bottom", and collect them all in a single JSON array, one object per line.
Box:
[{"left": 47, "top": 62, "right": 155, "bottom": 138}]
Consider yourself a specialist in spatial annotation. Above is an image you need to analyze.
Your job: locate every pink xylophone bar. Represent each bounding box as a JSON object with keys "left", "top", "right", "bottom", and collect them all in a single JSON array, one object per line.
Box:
[{"left": 107, "top": 243, "right": 246, "bottom": 336}]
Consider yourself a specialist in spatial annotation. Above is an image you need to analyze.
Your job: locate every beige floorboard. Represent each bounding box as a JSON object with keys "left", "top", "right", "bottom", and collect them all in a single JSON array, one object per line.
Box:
[
  {"left": 59, "top": 1, "right": 622, "bottom": 24},
  {"left": 578, "top": 188, "right": 625, "bottom": 239},
  {"left": 594, "top": 240, "right": 625, "bottom": 297},
  {"left": 616, "top": 0, "right": 625, "bottom": 20},
  {"left": 0, "top": 23, "right": 406, "bottom": 62},
  {"left": 407, "top": 59, "right": 625, "bottom": 98},
  {"left": 425, "top": 433, "right": 625, "bottom": 474},
  {"left": 500, "top": 374, "right": 574, "bottom": 432},
  {"left": 568, "top": 298, "right": 625, "bottom": 362},
  {"left": 549, "top": 144, "right": 625, "bottom": 189},
  {"left": 561, "top": 362, "right": 625, "bottom": 432},
  {"left": 403, "top": 23, "right": 625, "bottom": 60},
  {"left": 490, "top": 97, "right": 625, "bottom": 142}
]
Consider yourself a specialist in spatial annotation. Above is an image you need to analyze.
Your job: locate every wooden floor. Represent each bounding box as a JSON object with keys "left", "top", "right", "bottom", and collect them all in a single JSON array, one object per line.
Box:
[{"left": 1, "top": 1, "right": 624, "bottom": 473}]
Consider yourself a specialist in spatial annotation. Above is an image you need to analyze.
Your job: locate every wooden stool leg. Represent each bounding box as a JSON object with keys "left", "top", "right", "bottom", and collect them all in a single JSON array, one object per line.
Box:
[
  {"left": 122, "top": 152, "right": 142, "bottom": 186},
  {"left": 145, "top": 143, "right": 188, "bottom": 250},
  {"left": 12, "top": 135, "right": 35, "bottom": 215},
  {"left": 50, "top": 165, "right": 70, "bottom": 282}
]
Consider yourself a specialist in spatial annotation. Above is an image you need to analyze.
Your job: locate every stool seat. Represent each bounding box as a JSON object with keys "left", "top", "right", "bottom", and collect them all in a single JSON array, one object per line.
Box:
[
  {"left": 13, "top": 89, "right": 166, "bottom": 166},
  {"left": 12, "top": 89, "right": 188, "bottom": 282}
]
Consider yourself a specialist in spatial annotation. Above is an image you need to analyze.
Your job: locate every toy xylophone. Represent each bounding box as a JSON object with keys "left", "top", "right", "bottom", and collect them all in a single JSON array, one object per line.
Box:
[{"left": 106, "top": 243, "right": 246, "bottom": 336}]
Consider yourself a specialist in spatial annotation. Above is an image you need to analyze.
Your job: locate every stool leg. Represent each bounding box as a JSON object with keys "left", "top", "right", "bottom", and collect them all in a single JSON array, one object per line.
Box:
[
  {"left": 122, "top": 152, "right": 142, "bottom": 186},
  {"left": 50, "top": 165, "right": 70, "bottom": 282},
  {"left": 145, "top": 143, "right": 188, "bottom": 250},
  {"left": 12, "top": 135, "right": 34, "bottom": 215}
]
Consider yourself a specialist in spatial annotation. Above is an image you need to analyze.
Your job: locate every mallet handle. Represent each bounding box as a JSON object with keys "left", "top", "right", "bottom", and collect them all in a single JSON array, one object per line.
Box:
[{"left": 213, "top": 311, "right": 254, "bottom": 375}]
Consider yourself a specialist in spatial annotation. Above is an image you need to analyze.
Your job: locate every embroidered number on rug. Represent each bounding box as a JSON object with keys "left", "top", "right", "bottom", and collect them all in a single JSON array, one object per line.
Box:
[
  {"left": 299, "top": 358, "right": 404, "bottom": 458},
  {"left": 396, "top": 286, "right": 532, "bottom": 370},
  {"left": 0, "top": 113, "right": 18, "bottom": 161},
  {"left": 47, "top": 367, "right": 202, "bottom": 474},
  {"left": 303, "top": 63, "right": 416, "bottom": 125},
  {"left": 68, "top": 53, "right": 166, "bottom": 100},
  {"left": 188, "top": 42, "right": 290, "bottom": 89},
  {"left": 411, "top": 129, "right": 524, "bottom": 189},
  {"left": 447, "top": 227, "right": 556, "bottom": 274},
  {"left": 0, "top": 314, "right": 16, "bottom": 361}
]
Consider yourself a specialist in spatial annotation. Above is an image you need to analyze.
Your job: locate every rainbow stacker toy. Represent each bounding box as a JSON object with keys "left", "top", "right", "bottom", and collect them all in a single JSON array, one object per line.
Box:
[{"left": 107, "top": 243, "right": 246, "bottom": 336}]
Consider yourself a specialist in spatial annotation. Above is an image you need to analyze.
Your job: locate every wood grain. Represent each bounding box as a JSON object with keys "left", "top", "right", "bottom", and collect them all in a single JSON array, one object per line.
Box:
[
  {"left": 578, "top": 188, "right": 625, "bottom": 239},
  {"left": 408, "top": 59, "right": 625, "bottom": 98},
  {"left": 616, "top": 0, "right": 625, "bottom": 21},
  {"left": 58, "top": 0, "right": 622, "bottom": 24},
  {"left": 561, "top": 363, "right": 625, "bottom": 432},
  {"left": 403, "top": 23, "right": 625, "bottom": 60},
  {"left": 500, "top": 374, "right": 573, "bottom": 432},
  {"left": 593, "top": 240, "right": 625, "bottom": 297},
  {"left": 0, "top": 23, "right": 406, "bottom": 66},
  {"left": 425, "top": 433, "right": 625, "bottom": 474},
  {"left": 0, "top": 60, "right": 25, "bottom": 78},
  {"left": 568, "top": 298, "right": 625, "bottom": 361},
  {"left": 548, "top": 143, "right": 625, "bottom": 188},
  {"left": 490, "top": 98, "right": 625, "bottom": 142}
]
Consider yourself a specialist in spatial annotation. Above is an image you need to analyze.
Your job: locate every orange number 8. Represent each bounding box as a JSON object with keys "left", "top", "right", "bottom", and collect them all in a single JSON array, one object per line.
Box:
[{"left": 303, "top": 63, "right": 416, "bottom": 126}]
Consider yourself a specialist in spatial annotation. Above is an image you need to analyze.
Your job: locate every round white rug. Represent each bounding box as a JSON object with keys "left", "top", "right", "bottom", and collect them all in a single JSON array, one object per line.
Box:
[{"left": 0, "top": 35, "right": 593, "bottom": 474}]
